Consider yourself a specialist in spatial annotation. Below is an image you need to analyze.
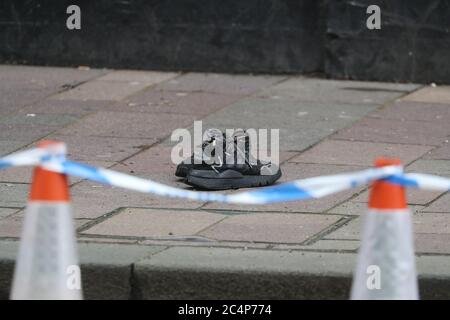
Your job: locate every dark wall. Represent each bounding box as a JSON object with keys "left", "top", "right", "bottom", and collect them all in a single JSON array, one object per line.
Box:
[
  {"left": 1, "top": 0, "right": 449, "bottom": 83},
  {"left": 326, "top": 0, "right": 450, "bottom": 83}
]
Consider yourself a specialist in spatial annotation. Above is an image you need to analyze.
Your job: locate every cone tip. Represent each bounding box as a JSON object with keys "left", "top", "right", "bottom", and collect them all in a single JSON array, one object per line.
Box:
[
  {"left": 369, "top": 157, "right": 407, "bottom": 210},
  {"left": 30, "top": 140, "right": 69, "bottom": 202}
]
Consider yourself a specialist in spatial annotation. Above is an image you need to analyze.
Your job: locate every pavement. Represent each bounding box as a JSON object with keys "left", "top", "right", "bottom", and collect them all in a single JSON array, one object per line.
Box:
[{"left": 0, "top": 65, "right": 450, "bottom": 299}]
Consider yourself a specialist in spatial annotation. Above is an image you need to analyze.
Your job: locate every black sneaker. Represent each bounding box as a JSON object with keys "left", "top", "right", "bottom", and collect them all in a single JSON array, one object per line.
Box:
[
  {"left": 175, "top": 128, "right": 225, "bottom": 178},
  {"left": 185, "top": 130, "right": 281, "bottom": 190}
]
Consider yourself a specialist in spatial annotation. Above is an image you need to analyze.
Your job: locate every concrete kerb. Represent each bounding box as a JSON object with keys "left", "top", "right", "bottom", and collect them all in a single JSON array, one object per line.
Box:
[{"left": 1, "top": 240, "right": 450, "bottom": 299}]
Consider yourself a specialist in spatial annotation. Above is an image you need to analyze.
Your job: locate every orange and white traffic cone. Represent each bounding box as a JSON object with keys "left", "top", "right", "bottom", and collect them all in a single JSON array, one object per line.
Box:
[
  {"left": 350, "top": 158, "right": 418, "bottom": 300},
  {"left": 11, "top": 141, "right": 82, "bottom": 300}
]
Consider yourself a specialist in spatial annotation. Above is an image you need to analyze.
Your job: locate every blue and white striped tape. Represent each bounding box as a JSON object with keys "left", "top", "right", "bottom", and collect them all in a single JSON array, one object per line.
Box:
[{"left": 1, "top": 145, "right": 449, "bottom": 205}]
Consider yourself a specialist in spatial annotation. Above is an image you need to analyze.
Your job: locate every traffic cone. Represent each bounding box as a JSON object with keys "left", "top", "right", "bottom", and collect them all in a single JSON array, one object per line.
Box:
[
  {"left": 10, "top": 141, "right": 82, "bottom": 300},
  {"left": 350, "top": 158, "right": 418, "bottom": 300}
]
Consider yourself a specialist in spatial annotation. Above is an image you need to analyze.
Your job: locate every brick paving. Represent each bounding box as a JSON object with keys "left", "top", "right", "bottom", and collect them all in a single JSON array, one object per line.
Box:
[{"left": 0, "top": 65, "right": 449, "bottom": 258}]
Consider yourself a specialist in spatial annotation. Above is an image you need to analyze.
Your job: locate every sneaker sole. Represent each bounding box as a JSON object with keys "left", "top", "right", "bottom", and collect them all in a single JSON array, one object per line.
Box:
[{"left": 186, "top": 170, "right": 282, "bottom": 190}]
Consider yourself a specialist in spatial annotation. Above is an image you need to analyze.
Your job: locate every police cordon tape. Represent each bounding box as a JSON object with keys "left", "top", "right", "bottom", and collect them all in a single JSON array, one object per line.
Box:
[{"left": 1, "top": 142, "right": 449, "bottom": 205}]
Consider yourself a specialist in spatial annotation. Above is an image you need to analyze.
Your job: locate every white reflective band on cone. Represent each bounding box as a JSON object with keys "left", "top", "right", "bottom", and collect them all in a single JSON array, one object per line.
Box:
[
  {"left": 350, "top": 209, "right": 418, "bottom": 300},
  {"left": 10, "top": 202, "right": 82, "bottom": 300}
]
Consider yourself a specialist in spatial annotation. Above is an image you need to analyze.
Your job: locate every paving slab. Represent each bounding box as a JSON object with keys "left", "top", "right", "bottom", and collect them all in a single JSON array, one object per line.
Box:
[
  {"left": 203, "top": 163, "right": 366, "bottom": 213},
  {"left": 329, "top": 200, "right": 424, "bottom": 215},
  {"left": 0, "top": 208, "right": 19, "bottom": 220},
  {"left": 256, "top": 77, "right": 419, "bottom": 104},
  {"left": 402, "top": 86, "right": 450, "bottom": 104},
  {"left": 52, "top": 80, "right": 151, "bottom": 101},
  {"left": 96, "top": 70, "right": 178, "bottom": 85},
  {"left": 153, "top": 73, "right": 286, "bottom": 95},
  {"left": 44, "top": 134, "right": 155, "bottom": 162},
  {"left": 424, "top": 142, "right": 450, "bottom": 160},
  {"left": 325, "top": 212, "right": 450, "bottom": 243},
  {"left": 290, "top": 139, "right": 432, "bottom": 166},
  {"left": 0, "top": 183, "right": 29, "bottom": 208},
  {"left": 0, "top": 65, "right": 105, "bottom": 90},
  {"left": 180, "top": 97, "right": 377, "bottom": 151},
  {"left": 274, "top": 239, "right": 361, "bottom": 252},
  {"left": 57, "top": 111, "right": 197, "bottom": 140},
  {"left": 20, "top": 99, "right": 114, "bottom": 115},
  {"left": 199, "top": 212, "right": 342, "bottom": 244},
  {"left": 70, "top": 181, "right": 203, "bottom": 219},
  {"left": 2, "top": 113, "right": 80, "bottom": 129},
  {"left": 333, "top": 117, "right": 450, "bottom": 146},
  {"left": 423, "top": 194, "right": 450, "bottom": 213},
  {"left": 110, "top": 90, "right": 243, "bottom": 116},
  {"left": 415, "top": 234, "right": 450, "bottom": 254},
  {"left": 406, "top": 159, "right": 450, "bottom": 177},
  {"left": 0, "top": 123, "right": 57, "bottom": 142},
  {"left": 353, "top": 188, "right": 444, "bottom": 206},
  {"left": 369, "top": 101, "right": 450, "bottom": 122},
  {"left": 0, "top": 140, "right": 30, "bottom": 157},
  {"left": 81, "top": 208, "right": 225, "bottom": 238}
]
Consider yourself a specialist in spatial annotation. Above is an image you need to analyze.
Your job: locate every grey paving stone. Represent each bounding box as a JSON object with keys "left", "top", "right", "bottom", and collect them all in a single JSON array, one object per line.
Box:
[
  {"left": 290, "top": 140, "right": 432, "bottom": 166},
  {"left": 329, "top": 200, "right": 424, "bottom": 215},
  {"left": 369, "top": 101, "right": 450, "bottom": 122},
  {"left": 333, "top": 117, "right": 450, "bottom": 146},
  {"left": 0, "top": 208, "right": 19, "bottom": 220},
  {"left": 424, "top": 142, "right": 450, "bottom": 160},
  {"left": 325, "top": 211, "right": 450, "bottom": 241},
  {"left": 423, "top": 194, "right": 450, "bottom": 213},
  {"left": 81, "top": 208, "right": 225, "bottom": 238},
  {"left": 0, "top": 64, "right": 104, "bottom": 83},
  {"left": 0, "top": 183, "right": 29, "bottom": 208},
  {"left": 328, "top": 201, "right": 368, "bottom": 216},
  {"left": 0, "top": 123, "right": 57, "bottom": 141},
  {"left": 53, "top": 80, "right": 150, "bottom": 101},
  {"left": 415, "top": 234, "right": 450, "bottom": 254},
  {"left": 97, "top": 70, "right": 178, "bottom": 85},
  {"left": 154, "top": 73, "right": 286, "bottom": 95},
  {"left": 182, "top": 97, "right": 377, "bottom": 151},
  {"left": 324, "top": 218, "right": 361, "bottom": 240},
  {"left": 3, "top": 113, "right": 79, "bottom": 127},
  {"left": 353, "top": 188, "right": 444, "bottom": 206},
  {"left": 274, "top": 239, "right": 361, "bottom": 251},
  {"left": 0, "top": 213, "right": 24, "bottom": 238},
  {"left": 57, "top": 111, "right": 197, "bottom": 140},
  {"left": 110, "top": 90, "right": 243, "bottom": 116},
  {"left": 203, "top": 163, "right": 366, "bottom": 213},
  {"left": 20, "top": 99, "right": 114, "bottom": 115},
  {"left": 414, "top": 212, "right": 450, "bottom": 234},
  {"left": 406, "top": 159, "right": 450, "bottom": 177},
  {"left": 0, "top": 212, "right": 87, "bottom": 239},
  {"left": 138, "top": 238, "right": 269, "bottom": 249},
  {"left": 199, "top": 213, "right": 342, "bottom": 244},
  {"left": 402, "top": 86, "right": 450, "bottom": 104},
  {"left": 45, "top": 134, "right": 156, "bottom": 162},
  {"left": 113, "top": 144, "right": 178, "bottom": 176},
  {"left": 0, "top": 140, "right": 30, "bottom": 157},
  {"left": 256, "top": 77, "right": 419, "bottom": 104},
  {"left": 70, "top": 180, "right": 202, "bottom": 219}
]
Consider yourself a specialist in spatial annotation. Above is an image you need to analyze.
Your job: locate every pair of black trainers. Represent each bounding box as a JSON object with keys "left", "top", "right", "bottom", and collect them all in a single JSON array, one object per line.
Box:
[{"left": 176, "top": 129, "right": 281, "bottom": 190}]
